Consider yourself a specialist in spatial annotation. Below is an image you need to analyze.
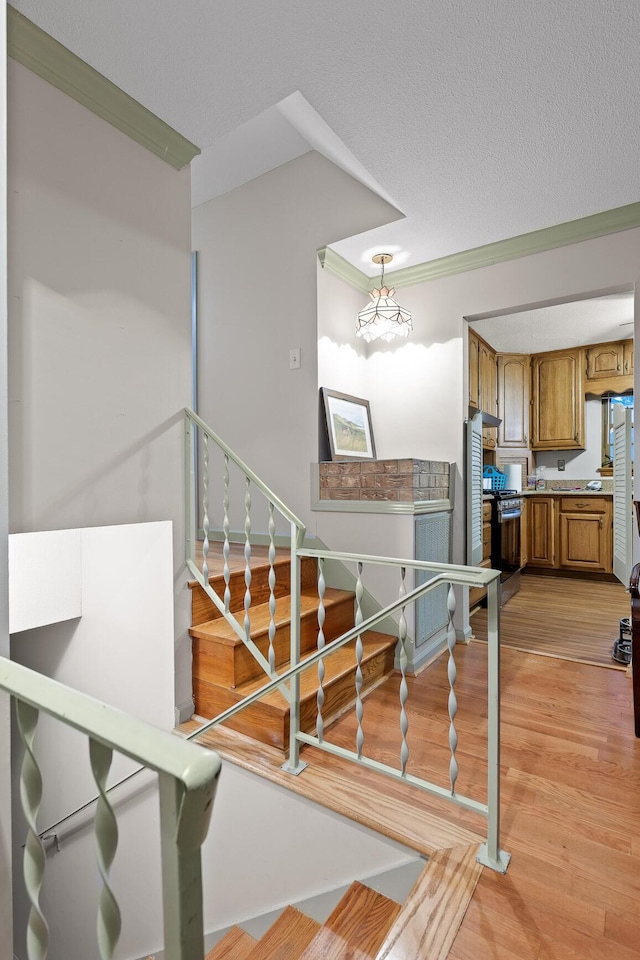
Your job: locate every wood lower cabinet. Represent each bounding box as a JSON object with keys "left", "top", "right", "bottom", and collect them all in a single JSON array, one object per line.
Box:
[
  {"left": 470, "top": 501, "right": 493, "bottom": 609},
  {"left": 526, "top": 494, "right": 612, "bottom": 574},
  {"left": 558, "top": 497, "right": 612, "bottom": 574},
  {"left": 527, "top": 496, "right": 556, "bottom": 568}
]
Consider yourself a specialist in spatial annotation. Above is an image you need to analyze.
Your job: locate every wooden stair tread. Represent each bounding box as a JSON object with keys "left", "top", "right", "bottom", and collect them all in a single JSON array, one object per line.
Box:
[
  {"left": 300, "top": 882, "right": 400, "bottom": 960},
  {"left": 373, "top": 844, "right": 483, "bottom": 960},
  {"left": 181, "top": 723, "right": 483, "bottom": 857},
  {"left": 226, "top": 631, "right": 397, "bottom": 711},
  {"left": 190, "top": 589, "right": 353, "bottom": 644},
  {"left": 246, "top": 905, "right": 320, "bottom": 960},
  {"left": 205, "top": 926, "right": 257, "bottom": 960}
]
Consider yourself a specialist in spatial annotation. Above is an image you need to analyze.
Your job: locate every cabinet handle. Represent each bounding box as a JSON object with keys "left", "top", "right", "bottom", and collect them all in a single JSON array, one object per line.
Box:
[
  {"left": 600, "top": 518, "right": 603, "bottom": 528},
  {"left": 617, "top": 363, "right": 621, "bottom": 372},
  {"left": 625, "top": 361, "right": 629, "bottom": 373}
]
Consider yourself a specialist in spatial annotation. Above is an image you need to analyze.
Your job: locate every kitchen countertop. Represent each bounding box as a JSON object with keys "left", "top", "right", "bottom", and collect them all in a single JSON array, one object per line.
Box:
[{"left": 521, "top": 488, "right": 612, "bottom": 496}]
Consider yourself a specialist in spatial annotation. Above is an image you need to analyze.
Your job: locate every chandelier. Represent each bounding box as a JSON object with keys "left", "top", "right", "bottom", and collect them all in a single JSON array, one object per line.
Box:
[{"left": 356, "top": 253, "right": 412, "bottom": 343}]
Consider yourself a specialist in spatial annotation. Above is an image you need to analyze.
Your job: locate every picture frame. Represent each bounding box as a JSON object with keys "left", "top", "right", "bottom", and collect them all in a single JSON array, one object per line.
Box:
[{"left": 320, "top": 388, "right": 376, "bottom": 461}]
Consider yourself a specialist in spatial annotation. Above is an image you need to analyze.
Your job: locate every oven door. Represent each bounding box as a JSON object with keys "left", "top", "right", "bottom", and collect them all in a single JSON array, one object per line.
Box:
[{"left": 491, "top": 501, "right": 522, "bottom": 575}]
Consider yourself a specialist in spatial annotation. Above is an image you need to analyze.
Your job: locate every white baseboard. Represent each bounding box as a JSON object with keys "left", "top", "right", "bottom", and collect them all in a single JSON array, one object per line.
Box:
[{"left": 174, "top": 699, "right": 194, "bottom": 725}]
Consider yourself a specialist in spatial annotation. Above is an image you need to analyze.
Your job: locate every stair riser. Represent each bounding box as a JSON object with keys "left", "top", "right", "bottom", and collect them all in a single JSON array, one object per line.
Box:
[
  {"left": 191, "top": 556, "right": 317, "bottom": 627},
  {"left": 193, "top": 645, "right": 397, "bottom": 751},
  {"left": 193, "top": 597, "right": 356, "bottom": 688}
]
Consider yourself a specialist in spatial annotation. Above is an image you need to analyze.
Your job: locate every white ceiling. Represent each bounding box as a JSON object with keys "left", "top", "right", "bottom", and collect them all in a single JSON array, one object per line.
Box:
[
  {"left": 12, "top": 0, "right": 640, "bottom": 273},
  {"left": 468, "top": 291, "right": 635, "bottom": 354}
]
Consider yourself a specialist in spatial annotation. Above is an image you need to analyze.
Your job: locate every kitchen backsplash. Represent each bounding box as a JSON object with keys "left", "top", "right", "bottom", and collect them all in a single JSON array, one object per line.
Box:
[{"left": 525, "top": 477, "right": 613, "bottom": 492}]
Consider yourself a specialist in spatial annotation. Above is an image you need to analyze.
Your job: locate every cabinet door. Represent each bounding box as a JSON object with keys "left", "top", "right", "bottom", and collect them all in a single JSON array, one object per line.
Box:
[
  {"left": 586, "top": 342, "right": 624, "bottom": 380},
  {"left": 624, "top": 339, "right": 634, "bottom": 376},
  {"left": 468, "top": 329, "right": 480, "bottom": 409},
  {"left": 497, "top": 354, "right": 530, "bottom": 448},
  {"left": 558, "top": 506, "right": 612, "bottom": 573},
  {"left": 480, "top": 343, "right": 497, "bottom": 448},
  {"left": 531, "top": 349, "right": 584, "bottom": 450},
  {"left": 528, "top": 496, "right": 555, "bottom": 567}
]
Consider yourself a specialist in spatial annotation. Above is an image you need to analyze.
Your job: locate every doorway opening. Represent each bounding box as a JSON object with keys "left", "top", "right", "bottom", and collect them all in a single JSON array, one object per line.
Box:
[{"left": 465, "top": 286, "right": 635, "bottom": 668}]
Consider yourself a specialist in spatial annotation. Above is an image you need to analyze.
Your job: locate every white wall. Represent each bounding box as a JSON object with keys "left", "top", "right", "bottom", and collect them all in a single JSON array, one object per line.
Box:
[
  {"left": 192, "top": 150, "right": 402, "bottom": 531},
  {"left": 10, "top": 522, "right": 175, "bottom": 959},
  {"left": 7, "top": 61, "right": 194, "bottom": 709},
  {"left": 0, "top": 2, "right": 12, "bottom": 955}
]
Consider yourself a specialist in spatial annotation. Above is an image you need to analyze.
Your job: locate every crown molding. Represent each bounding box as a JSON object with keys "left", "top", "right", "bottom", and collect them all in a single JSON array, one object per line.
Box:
[
  {"left": 317, "top": 247, "right": 371, "bottom": 293},
  {"left": 7, "top": 6, "right": 200, "bottom": 170},
  {"left": 320, "top": 201, "right": 640, "bottom": 292}
]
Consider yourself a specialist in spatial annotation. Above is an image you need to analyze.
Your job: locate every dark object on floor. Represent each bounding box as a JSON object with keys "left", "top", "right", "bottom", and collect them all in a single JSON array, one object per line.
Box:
[{"left": 612, "top": 616, "right": 632, "bottom": 664}]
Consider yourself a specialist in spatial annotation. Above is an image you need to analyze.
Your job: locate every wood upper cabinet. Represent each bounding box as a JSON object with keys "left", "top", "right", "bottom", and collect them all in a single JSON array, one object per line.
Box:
[
  {"left": 530, "top": 348, "right": 584, "bottom": 450},
  {"left": 497, "top": 354, "right": 530, "bottom": 448},
  {"left": 527, "top": 496, "right": 555, "bottom": 567},
  {"left": 585, "top": 341, "right": 624, "bottom": 380},
  {"left": 583, "top": 339, "right": 633, "bottom": 394},
  {"left": 557, "top": 497, "right": 612, "bottom": 574},
  {"left": 479, "top": 341, "right": 498, "bottom": 449},
  {"left": 468, "top": 328, "right": 480, "bottom": 409}
]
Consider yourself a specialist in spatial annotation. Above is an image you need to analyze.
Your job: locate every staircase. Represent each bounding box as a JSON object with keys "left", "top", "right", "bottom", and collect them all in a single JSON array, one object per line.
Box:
[
  {"left": 189, "top": 546, "right": 397, "bottom": 750},
  {"left": 204, "top": 845, "right": 483, "bottom": 960}
]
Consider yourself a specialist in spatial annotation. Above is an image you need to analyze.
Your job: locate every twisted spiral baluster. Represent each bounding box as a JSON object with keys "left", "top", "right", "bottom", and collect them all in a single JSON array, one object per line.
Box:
[
  {"left": 89, "top": 738, "right": 121, "bottom": 960},
  {"left": 244, "top": 478, "right": 252, "bottom": 641},
  {"left": 446, "top": 583, "right": 459, "bottom": 793},
  {"left": 222, "top": 455, "right": 231, "bottom": 612},
  {"left": 16, "top": 701, "right": 49, "bottom": 960},
  {"left": 316, "top": 558, "right": 326, "bottom": 742},
  {"left": 398, "top": 567, "right": 409, "bottom": 776},
  {"left": 355, "top": 562, "right": 365, "bottom": 759},
  {"left": 267, "top": 502, "right": 277, "bottom": 673},
  {"left": 202, "top": 434, "right": 210, "bottom": 582}
]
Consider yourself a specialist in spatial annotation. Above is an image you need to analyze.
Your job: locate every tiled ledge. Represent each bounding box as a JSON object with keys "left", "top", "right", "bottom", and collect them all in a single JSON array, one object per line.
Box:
[{"left": 310, "top": 461, "right": 454, "bottom": 515}]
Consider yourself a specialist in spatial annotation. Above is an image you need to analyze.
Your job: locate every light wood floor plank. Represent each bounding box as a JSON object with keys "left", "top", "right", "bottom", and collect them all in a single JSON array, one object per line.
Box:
[
  {"left": 471, "top": 573, "right": 630, "bottom": 669},
  {"left": 374, "top": 844, "right": 482, "bottom": 960}
]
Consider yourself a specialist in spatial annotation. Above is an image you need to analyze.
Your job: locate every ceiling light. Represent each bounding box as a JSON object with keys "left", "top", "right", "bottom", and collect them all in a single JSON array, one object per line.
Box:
[{"left": 356, "top": 253, "right": 412, "bottom": 343}]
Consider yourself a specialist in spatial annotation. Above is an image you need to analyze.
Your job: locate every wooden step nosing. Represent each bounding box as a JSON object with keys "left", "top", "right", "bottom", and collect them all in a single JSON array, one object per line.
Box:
[{"left": 189, "top": 589, "right": 355, "bottom": 643}]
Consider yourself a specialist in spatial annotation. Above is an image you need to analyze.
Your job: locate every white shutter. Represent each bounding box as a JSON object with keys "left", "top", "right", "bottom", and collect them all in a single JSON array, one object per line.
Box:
[
  {"left": 613, "top": 403, "right": 632, "bottom": 586},
  {"left": 466, "top": 412, "right": 483, "bottom": 566}
]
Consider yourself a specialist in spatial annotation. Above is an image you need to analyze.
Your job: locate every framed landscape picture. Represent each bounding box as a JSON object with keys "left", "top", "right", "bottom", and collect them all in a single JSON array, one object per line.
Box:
[{"left": 320, "top": 388, "right": 376, "bottom": 460}]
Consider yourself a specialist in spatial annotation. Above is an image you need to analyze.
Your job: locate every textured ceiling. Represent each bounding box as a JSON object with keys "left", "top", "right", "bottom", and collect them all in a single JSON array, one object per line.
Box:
[
  {"left": 11, "top": 0, "right": 640, "bottom": 271},
  {"left": 469, "top": 292, "right": 635, "bottom": 354}
]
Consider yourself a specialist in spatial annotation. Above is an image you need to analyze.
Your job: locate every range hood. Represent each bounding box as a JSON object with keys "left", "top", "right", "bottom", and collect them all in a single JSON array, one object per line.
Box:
[{"left": 468, "top": 407, "right": 502, "bottom": 428}]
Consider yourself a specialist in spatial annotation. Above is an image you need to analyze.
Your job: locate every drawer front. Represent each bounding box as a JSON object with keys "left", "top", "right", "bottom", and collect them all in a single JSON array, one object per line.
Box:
[
  {"left": 482, "top": 501, "right": 492, "bottom": 522},
  {"left": 560, "top": 497, "right": 609, "bottom": 513}
]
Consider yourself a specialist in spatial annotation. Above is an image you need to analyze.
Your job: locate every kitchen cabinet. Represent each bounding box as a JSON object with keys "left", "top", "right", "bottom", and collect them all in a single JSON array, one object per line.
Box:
[
  {"left": 585, "top": 341, "right": 625, "bottom": 380},
  {"left": 583, "top": 339, "right": 633, "bottom": 395},
  {"left": 558, "top": 496, "right": 612, "bottom": 574},
  {"left": 470, "top": 501, "right": 493, "bottom": 609},
  {"left": 531, "top": 348, "right": 584, "bottom": 450},
  {"left": 468, "top": 328, "right": 497, "bottom": 448},
  {"left": 527, "top": 496, "right": 556, "bottom": 567},
  {"left": 479, "top": 341, "right": 498, "bottom": 449},
  {"left": 468, "top": 328, "right": 480, "bottom": 409},
  {"left": 497, "top": 354, "right": 530, "bottom": 448},
  {"left": 526, "top": 494, "right": 613, "bottom": 574}
]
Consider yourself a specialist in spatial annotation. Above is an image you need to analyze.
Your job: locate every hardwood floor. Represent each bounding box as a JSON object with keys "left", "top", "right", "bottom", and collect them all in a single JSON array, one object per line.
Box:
[
  {"left": 321, "top": 644, "right": 640, "bottom": 959},
  {"left": 471, "top": 573, "right": 630, "bottom": 669},
  {"left": 191, "top": 641, "right": 640, "bottom": 959}
]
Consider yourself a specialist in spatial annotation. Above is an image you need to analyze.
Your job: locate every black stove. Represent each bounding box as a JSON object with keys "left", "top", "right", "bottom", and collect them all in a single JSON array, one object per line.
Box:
[{"left": 489, "top": 490, "right": 523, "bottom": 605}]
